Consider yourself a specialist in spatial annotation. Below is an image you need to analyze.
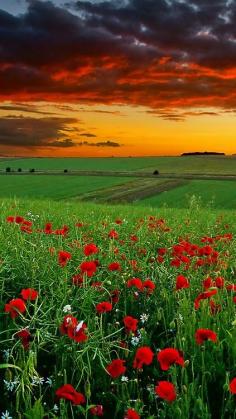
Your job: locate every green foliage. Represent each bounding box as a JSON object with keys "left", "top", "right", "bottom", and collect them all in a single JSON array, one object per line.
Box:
[{"left": 0, "top": 199, "right": 236, "bottom": 418}]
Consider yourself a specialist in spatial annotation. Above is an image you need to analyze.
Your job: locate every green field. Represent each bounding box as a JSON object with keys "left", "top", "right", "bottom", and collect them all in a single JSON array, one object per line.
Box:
[
  {"left": 1, "top": 198, "right": 236, "bottom": 418},
  {"left": 136, "top": 180, "right": 236, "bottom": 210},
  {"left": 1, "top": 155, "right": 236, "bottom": 174},
  {"left": 0, "top": 175, "right": 133, "bottom": 199}
]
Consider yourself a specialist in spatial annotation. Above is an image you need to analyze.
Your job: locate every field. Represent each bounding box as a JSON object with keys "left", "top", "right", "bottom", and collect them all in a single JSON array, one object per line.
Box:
[
  {"left": 136, "top": 180, "right": 236, "bottom": 210},
  {"left": 0, "top": 176, "right": 133, "bottom": 200},
  {"left": 1, "top": 198, "right": 236, "bottom": 419},
  {"left": 1, "top": 155, "right": 236, "bottom": 174}
]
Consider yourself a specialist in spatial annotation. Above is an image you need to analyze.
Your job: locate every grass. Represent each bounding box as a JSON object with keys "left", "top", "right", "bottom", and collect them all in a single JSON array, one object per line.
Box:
[
  {"left": 1, "top": 198, "right": 236, "bottom": 418},
  {"left": 135, "top": 180, "right": 236, "bottom": 210},
  {"left": 0, "top": 175, "right": 133, "bottom": 199},
  {"left": 1, "top": 155, "right": 236, "bottom": 174}
]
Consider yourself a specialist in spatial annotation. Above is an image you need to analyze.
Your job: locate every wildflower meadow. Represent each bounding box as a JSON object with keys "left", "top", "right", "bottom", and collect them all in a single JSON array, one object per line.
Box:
[{"left": 1, "top": 199, "right": 236, "bottom": 419}]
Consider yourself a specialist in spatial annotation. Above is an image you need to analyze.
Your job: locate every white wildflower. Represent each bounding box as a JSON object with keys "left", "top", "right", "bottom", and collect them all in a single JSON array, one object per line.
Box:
[
  {"left": 121, "top": 376, "right": 129, "bottom": 382},
  {"left": 63, "top": 304, "right": 72, "bottom": 313},
  {"left": 31, "top": 376, "right": 44, "bottom": 385},
  {"left": 140, "top": 313, "right": 149, "bottom": 323},
  {"left": 1, "top": 411, "right": 12, "bottom": 419}
]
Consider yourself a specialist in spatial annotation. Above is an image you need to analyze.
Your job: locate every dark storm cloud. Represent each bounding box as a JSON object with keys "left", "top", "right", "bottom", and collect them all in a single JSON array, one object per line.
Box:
[
  {"left": 0, "top": 0, "right": 235, "bottom": 109},
  {"left": 0, "top": 116, "right": 77, "bottom": 147},
  {"left": 77, "top": 140, "right": 121, "bottom": 147}
]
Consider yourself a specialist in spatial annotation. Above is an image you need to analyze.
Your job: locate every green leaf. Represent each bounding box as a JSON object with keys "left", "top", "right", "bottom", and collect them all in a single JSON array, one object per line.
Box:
[{"left": 24, "top": 400, "right": 45, "bottom": 419}]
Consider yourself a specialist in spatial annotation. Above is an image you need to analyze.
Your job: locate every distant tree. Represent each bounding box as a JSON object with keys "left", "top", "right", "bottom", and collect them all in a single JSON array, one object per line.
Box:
[
  {"left": 64, "top": 169, "right": 68, "bottom": 173},
  {"left": 18, "top": 168, "right": 22, "bottom": 172},
  {"left": 6, "top": 167, "right": 11, "bottom": 172},
  {"left": 29, "top": 168, "right": 35, "bottom": 173},
  {"left": 153, "top": 170, "right": 159, "bottom": 175}
]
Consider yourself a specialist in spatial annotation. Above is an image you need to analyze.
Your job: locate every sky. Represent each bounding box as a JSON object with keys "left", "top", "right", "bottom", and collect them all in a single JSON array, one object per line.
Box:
[{"left": 0, "top": 0, "right": 235, "bottom": 157}]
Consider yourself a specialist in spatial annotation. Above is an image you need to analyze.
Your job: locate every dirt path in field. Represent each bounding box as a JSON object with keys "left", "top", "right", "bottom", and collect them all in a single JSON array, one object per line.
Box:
[{"left": 75, "top": 178, "right": 187, "bottom": 203}]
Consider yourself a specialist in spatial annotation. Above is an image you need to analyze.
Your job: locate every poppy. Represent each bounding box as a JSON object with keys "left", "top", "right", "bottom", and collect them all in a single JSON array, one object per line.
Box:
[
  {"left": 157, "top": 348, "right": 184, "bottom": 370},
  {"left": 21, "top": 288, "right": 38, "bottom": 301},
  {"left": 195, "top": 328, "right": 217, "bottom": 345},
  {"left": 16, "top": 329, "right": 31, "bottom": 350},
  {"left": 90, "top": 405, "right": 104, "bottom": 416},
  {"left": 229, "top": 378, "right": 236, "bottom": 394},
  {"left": 133, "top": 346, "right": 154, "bottom": 369},
  {"left": 108, "top": 262, "right": 121, "bottom": 271},
  {"left": 155, "top": 381, "right": 176, "bottom": 402},
  {"left": 124, "top": 408, "right": 140, "bottom": 419},
  {"left": 84, "top": 243, "right": 99, "bottom": 256},
  {"left": 123, "top": 316, "right": 138, "bottom": 333},
  {"left": 106, "top": 359, "right": 126, "bottom": 378},
  {"left": 5, "top": 298, "right": 26, "bottom": 319},
  {"left": 58, "top": 250, "right": 71, "bottom": 267},
  {"left": 56, "top": 384, "right": 85, "bottom": 405},
  {"left": 96, "top": 301, "right": 112, "bottom": 314},
  {"left": 175, "top": 275, "right": 190, "bottom": 291},
  {"left": 80, "top": 261, "right": 97, "bottom": 277}
]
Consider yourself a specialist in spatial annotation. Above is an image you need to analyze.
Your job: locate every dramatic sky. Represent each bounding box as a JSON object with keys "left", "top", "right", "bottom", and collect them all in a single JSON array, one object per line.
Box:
[{"left": 0, "top": 0, "right": 235, "bottom": 156}]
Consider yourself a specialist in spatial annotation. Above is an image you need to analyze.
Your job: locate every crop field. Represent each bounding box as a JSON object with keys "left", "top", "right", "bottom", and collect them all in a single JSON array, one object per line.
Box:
[
  {"left": 1, "top": 155, "right": 236, "bottom": 174},
  {"left": 0, "top": 176, "right": 133, "bottom": 200},
  {"left": 1, "top": 199, "right": 236, "bottom": 418},
  {"left": 136, "top": 180, "right": 236, "bottom": 210}
]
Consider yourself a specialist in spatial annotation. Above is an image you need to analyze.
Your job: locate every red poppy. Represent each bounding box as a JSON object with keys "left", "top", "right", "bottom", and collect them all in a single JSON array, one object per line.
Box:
[
  {"left": 124, "top": 408, "right": 140, "bottom": 419},
  {"left": 84, "top": 243, "right": 99, "bottom": 256},
  {"left": 108, "top": 229, "right": 119, "bottom": 239},
  {"left": 58, "top": 250, "right": 71, "bottom": 267},
  {"left": 226, "top": 284, "right": 236, "bottom": 292},
  {"left": 56, "top": 384, "right": 85, "bottom": 405},
  {"left": 108, "top": 262, "right": 121, "bottom": 271},
  {"left": 203, "top": 277, "right": 213, "bottom": 290},
  {"left": 60, "top": 315, "right": 78, "bottom": 335},
  {"left": 215, "top": 276, "right": 224, "bottom": 288},
  {"left": 80, "top": 261, "right": 97, "bottom": 277},
  {"left": 195, "top": 328, "right": 217, "bottom": 345},
  {"left": 229, "top": 378, "right": 236, "bottom": 394},
  {"left": 155, "top": 381, "right": 176, "bottom": 402},
  {"left": 158, "top": 247, "right": 167, "bottom": 256},
  {"left": 20, "top": 288, "right": 38, "bottom": 301},
  {"left": 143, "top": 279, "right": 155, "bottom": 294},
  {"left": 157, "top": 348, "right": 184, "bottom": 370},
  {"left": 123, "top": 316, "right": 138, "bottom": 333},
  {"left": 96, "top": 301, "right": 112, "bottom": 314},
  {"left": 90, "top": 405, "right": 104, "bottom": 416},
  {"left": 127, "top": 278, "right": 143, "bottom": 290},
  {"left": 175, "top": 275, "right": 190, "bottom": 291},
  {"left": 16, "top": 329, "right": 31, "bottom": 350},
  {"left": 6, "top": 216, "right": 15, "bottom": 223},
  {"left": 60, "top": 315, "right": 87, "bottom": 343},
  {"left": 115, "top": 218, "right": 123, "bottom": 224},
  {"left": 111, "top": 289, "right": 120, "bottom": 304},
  {"left": 72, "top": 274, "right": 84, "bottom": 286},
  {"left": 133, "top": 346, "right": 154, "bottom": 369},
  {"left": 106, "top": 359, "right": 126, "bottom": 378},
  {"left": 5, "top": 298, "right": 26, "bottom": 319},
  {"left": 194, "top": 289, "right": 218, "bottom": 310},
  {"left": 15, "top": 216, "right": 25, "bottom": 224}
]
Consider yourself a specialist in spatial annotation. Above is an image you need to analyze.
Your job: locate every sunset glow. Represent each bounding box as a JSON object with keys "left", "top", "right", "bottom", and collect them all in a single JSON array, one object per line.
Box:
[{"left": 0, "top": 0, "right": 235, "bottom": 156}]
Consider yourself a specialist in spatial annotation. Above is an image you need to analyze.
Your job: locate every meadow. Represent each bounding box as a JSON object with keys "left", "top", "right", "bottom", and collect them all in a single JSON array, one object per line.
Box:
[
  {"left": 1, "top": 155, "right": 236, "bottom": 174},
  {"left": 1, "top": 198, "right": 236, "bottom": 418}
]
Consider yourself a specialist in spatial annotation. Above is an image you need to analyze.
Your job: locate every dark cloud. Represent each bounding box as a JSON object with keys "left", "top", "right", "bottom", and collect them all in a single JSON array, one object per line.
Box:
[
  {"left": 0, "top": 0, "right": 235, "bottom": 110},
  {"left": 0, "top": 116, "right": 77, "bottom": 147},
  {"left": 0, "top": 103, "right": 58, "bottom": 115},
  {"left": 147, "top": 108, "right": 220, "bottom": 121},
  {"left": 80, "top": 132, "right": 97, "bottom": 137},
  {"left": 78, "top": 140, "right": 121, "bottom": 147}
]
